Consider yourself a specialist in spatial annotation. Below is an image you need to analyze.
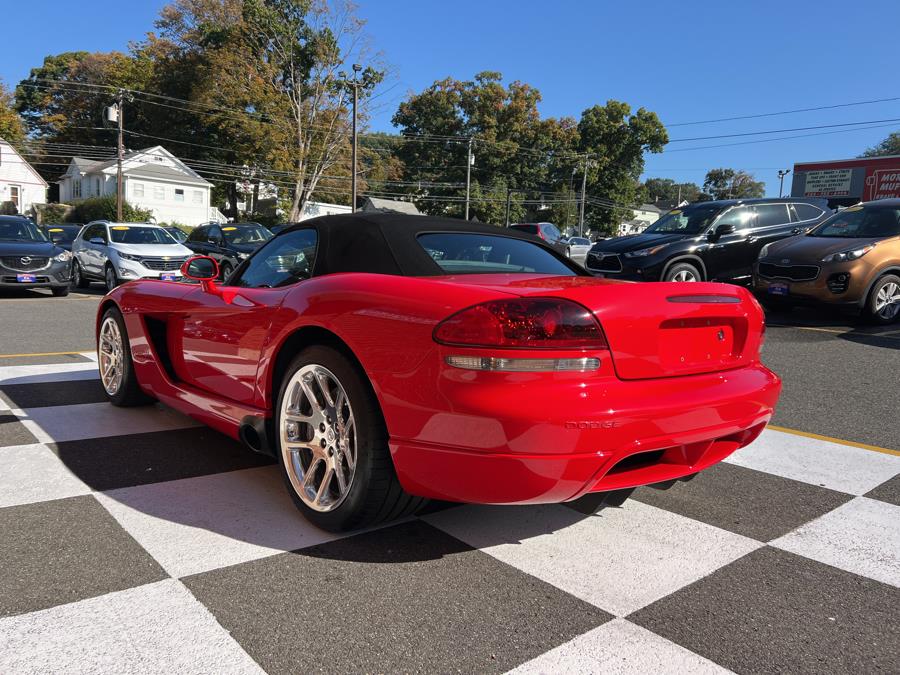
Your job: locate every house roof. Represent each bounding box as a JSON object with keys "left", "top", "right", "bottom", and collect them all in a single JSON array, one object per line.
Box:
[
  {"left": 361, "top": 196, "right": 422, "bottom": 216},
  {"left": 123, "top": 163, "right": 212, "bottom": 186},
  {"left": 637, "top": 203, "right": 662, "bottom": 213},
  {"left": 0, "top": 137, "right": 49, "bottom": 187}
]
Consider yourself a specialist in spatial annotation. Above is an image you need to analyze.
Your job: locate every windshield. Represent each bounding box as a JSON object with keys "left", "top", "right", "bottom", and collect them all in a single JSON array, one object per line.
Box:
[
  {"left": 810, "top": 206, "right": 900, "bottom": 238},
  {"left": 109, "top": 226, "right": 178, "bottom": 245},
  {"left": 644, "top": 204, "right": 722, "bottom": 235},
  {"left": 222, "top": 225, "right": 272, "bottom": 245},
  {"left": 47, "top": 227, "right": 79, "bottom": 244},
  {"left": 0, "top": 220, "right": 48, "bottom": 242},
  {"left": 165, "top": 227, "right": 188, "bottom": 242},
  {"left": 418, "top": 233, "right": 576, "bottom": 275}
]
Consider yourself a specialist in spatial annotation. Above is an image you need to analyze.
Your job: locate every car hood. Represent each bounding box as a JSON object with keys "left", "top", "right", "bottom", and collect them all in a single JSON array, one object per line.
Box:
[
  {"left": 0, "top": 240, "right": 63, "bottom": 257},
  {"left": 231, "top": 243, "right": 260, "bottom": 254},
  {"left": 590, "top": 232, "right": 687, "bottom": 253},
  {"left": 765, "top": 235, "right": 885, "bottom": 262},
  {"left": 112, "top": 242, "right": 193, "bottom": 257}
]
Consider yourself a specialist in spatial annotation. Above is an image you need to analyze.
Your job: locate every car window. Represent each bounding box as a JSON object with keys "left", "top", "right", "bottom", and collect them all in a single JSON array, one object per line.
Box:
[
  {"left": 811, "top": 206, "right": 900, "bottom": 238},
  {"left": 208, "top": 226, "right": 223, "bottom": 243},
  {"left": 542, "top": 224, "right": 561, "bottom": 241},
  {"left": 509, "top": 224, "right": 539, "bottom": 235},
  {"left": 754, "top": 204, "right": 790, "bottom": 228},
  {"left": 109, "top": 226, "right": 177, "bottom": 245},
  {"left": 714, "top": 206, "right": 754, "bottom": 229},
  {"left": 794, "top": 203, "right": 824, "bottom": 221},
  {"left": 570, "top": 237, "right": 590, "bottom": 245},
  {"left": 84, "top": 223, "right": 106, "bottom": 242},
  {"left": 47, "top": 227, "right": 78, "bottom": 245},
  {"left": 644, "top": 204, "right": 722, "bottom": 234},
  {"left": 188, "top": 226, "right": 207, "bottom": 242},
  {"left": 222, "top": 225, "right": 272, "bottom": 245},
  {"left": 231, "top": 228, "right": 318, "bottom": 288},
  {"left": 417, "top": 233, "right": 576, "bottom": 275}
]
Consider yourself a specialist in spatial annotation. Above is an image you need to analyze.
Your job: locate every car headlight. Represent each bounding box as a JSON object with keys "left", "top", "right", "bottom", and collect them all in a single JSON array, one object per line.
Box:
[
  {"left": 117, "top": 252, "right": 142, "bottom": 262},
  {"left": 822, "top": 245, "right": 874, "bottom": 263},
  {"left": 54, "top": 251, "right": 72, "bottom": 262},
  {"left": 236, "top": 252, "right": 249, "bottom": 260},
  {"left": 758, "top": 243, "right": 771, "bottom": 259},
  {"left": 623, "top": 245, "right": 667, "bottom": 258}
]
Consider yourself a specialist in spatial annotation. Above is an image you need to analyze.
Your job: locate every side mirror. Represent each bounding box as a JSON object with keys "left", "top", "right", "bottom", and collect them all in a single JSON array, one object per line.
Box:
[
  {"left": 89, "top": 237, "right": 106, "bottom": 245},
  {"left": 711, "top": 223, "right": 736, "bottom": 237},
  {"left": 182, "top": 255, "right": 219, "bottom": 282}
]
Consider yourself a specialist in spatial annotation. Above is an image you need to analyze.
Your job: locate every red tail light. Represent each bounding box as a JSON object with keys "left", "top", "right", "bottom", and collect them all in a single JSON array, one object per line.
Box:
[{"left": 434, "top": 298, "right": 608, "bottom": 349}]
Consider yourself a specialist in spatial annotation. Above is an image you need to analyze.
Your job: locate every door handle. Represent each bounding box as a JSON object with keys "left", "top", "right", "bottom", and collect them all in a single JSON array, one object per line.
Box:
[
  {"left": 791, "top": 227, "right": 801, "bottom": 234},
  {"left": 747, "top": 236, "right": 758, "bottom": 244}
]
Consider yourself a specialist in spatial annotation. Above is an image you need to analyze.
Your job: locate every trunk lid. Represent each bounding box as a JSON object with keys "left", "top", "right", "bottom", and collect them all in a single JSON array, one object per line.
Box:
[{"left": 434, "top": 274, "right": 763, "bottom": 380}]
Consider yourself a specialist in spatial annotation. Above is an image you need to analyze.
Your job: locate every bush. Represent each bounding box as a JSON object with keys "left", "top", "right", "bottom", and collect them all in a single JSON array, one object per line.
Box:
[
  {"left": 68, "top": 195, "right": 153, "bottom": 224},
  {"left": 36, "top": 203, "right": 71, "bottom": 224},
  {"left": 156, "top": 221, "right": 193, "bottom": 234}
]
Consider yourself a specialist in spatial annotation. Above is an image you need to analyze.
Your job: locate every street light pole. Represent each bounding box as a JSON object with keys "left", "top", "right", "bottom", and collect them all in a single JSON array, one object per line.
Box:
[
  {"left": 777, "top": 169, "right": 791, "bottom": 198},
  {"left": 464, "top": 137, "right": 473, "bottom": 220}
]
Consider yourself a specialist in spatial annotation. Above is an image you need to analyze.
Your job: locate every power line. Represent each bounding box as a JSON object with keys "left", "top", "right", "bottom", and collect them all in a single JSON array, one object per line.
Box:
[
  {"left": 668, "top": 117, "right": 900, "bottom": 143},
  {"left": 668, "top": 95, "right": 900, "bottom": 127}
]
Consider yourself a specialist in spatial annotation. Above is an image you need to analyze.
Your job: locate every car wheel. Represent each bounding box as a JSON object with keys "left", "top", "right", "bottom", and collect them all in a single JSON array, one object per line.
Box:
[
  {"left": 867, "top": 274, "right": 900, "bottom": 324},
  {"left": 73, "top": 260, "right": 92, "bottom": 289},
  {"left": 220, "top": 262, "right": 233, "bottom": 282},
  {"left": 105, "top": 265, "right": 119, "bottom": 292},
  {"left": 276, "top": 345, "right": 425, "bottom": 532},
  {"left": 665, "top": 262, "right": 701, "bottom": 282},
  {"left": 97, "top": 307, "right": 154, "bottom": 407},
  {"left": 51, "top": 286, "right": 69, "bottom": 297}
]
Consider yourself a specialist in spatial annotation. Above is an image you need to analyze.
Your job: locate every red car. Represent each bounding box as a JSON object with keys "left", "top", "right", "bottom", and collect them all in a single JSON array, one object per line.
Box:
[{"left": 96, "top": 214, "right": 780, "bottom": 532}]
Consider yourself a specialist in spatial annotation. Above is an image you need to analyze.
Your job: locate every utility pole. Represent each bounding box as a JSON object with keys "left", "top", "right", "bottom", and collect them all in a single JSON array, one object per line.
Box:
[
  {"left": 464, "top": 138, "right": 473, "bottom": 220},
  {"left": 777, "top": 169, "right": 791, "bottom": 198},
  {"left": 578, "top": 156, "right": 589, "bottom": 238},
  {"left": 505, "top": 188, "right": 513, "bottom": 227},
  {"left": 116, "top": 90, "right": 124, "bottom": 222},
  {"left": 340, "top": 64, "right": 367, "bottom": 213}
]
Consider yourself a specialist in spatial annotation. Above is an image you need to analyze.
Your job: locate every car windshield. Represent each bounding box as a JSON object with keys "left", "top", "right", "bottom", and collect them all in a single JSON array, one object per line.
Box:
[
  {"left": 0, "top": 220, "right": 48, "bottom": 242},
  {"left": 418, "top": 232, "right": 576, "bottom": 275},
  {"left": 47, "top": 227, "right": 79, "bottom": 244},
  {"left": 109, "top": 226, "right": 177, "bottom": 245},
  {"left": 222, "top": 225, "right": 272, "bottom": 245},
  {"left": 643, "top": 204, "right": 722, "bottom": 234},
  {"left": 809, "top": 206, "right": 900, "bottom": 238},
  {"left": 165, "top": 227, "right": 188, "bottom": 242}
]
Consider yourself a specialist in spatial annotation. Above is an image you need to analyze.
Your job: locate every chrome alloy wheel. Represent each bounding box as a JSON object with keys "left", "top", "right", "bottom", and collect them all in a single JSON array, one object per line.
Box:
[
  {"left": 98, "top": 316, "right": 124, "bottom": 396},
  {"left": 875, "top": 281, "right": 900, "bottom": 320},
  {"left": 280, "top": 364, "right": 357, "bottom": 512},
  {"left": 671, "top": 269, "right": 698, "bottom": 282}
]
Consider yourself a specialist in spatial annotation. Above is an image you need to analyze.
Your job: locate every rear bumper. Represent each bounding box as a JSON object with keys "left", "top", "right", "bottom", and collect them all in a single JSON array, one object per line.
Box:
[{"left": 389, "top": 363, "right": 781, "bottom": 504}]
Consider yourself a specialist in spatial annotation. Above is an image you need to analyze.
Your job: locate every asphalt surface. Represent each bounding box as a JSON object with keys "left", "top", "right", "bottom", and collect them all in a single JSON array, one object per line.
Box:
[{"left": 1, "top": 284, "right": 896, "bottom": 450}]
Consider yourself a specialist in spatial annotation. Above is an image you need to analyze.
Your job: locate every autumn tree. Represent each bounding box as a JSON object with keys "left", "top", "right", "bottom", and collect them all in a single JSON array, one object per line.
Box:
[
  {"left": 861, "top": 131, "right": 900, "bottom": 157},
  {"left": 702, "top": 168, "right": 765, "bottom": 200},
  {"left": 643, "top": 177, "right": 701, "bottom": 204},
  {"left": 0, "top": 81, "right": 24, "bottom": 144}
]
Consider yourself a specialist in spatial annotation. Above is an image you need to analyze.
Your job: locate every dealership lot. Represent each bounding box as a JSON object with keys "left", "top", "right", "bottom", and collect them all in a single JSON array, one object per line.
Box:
[{"left": 0, "top": 290, "right": 898, "bottom": 673}]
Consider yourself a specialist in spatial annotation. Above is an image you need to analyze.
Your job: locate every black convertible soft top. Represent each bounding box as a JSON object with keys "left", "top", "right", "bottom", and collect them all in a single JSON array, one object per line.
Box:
[{"left": 280, "top": 212, "right": 583, "bottom": 277}]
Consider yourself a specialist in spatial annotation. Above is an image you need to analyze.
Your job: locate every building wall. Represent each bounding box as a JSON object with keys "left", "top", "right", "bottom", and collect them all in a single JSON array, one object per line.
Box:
[
  {"left": 791, "top": 155, "right": 900, "bottom": 205},
  {"left": 0, "top": 141, "right": 47, "bottom": 214},
  {"left": 126, "top": 177, "right": 212, "bottom": 226}
]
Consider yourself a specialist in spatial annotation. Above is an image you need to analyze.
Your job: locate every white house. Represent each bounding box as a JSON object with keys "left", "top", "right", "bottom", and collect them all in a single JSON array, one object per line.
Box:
[
  {"left": 58, "top": 146, "right": 225, "bottom": 226},
  {"left": 299, "top": 200, "right": 352, "bottom": 220},
  {"left": 617, "top": 203, "right": 662, "bottom": 236},
  {"left": 0, "top": 137, "right": 48, "bottom": 215}
]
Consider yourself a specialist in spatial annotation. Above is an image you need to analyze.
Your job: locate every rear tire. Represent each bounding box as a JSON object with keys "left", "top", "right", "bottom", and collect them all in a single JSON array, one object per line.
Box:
[
  {"left": 866, "top": 274, "right": 900, "bottom": 324},
  {"left": 220, "top": 262, "right": 233, "bottom": 282},
  {"left": 275, "top": 345, "right": 425, "bottom": 532},
  {"left": 98, "top": 307, "right": 154, "bottom": 407},
  {"left": 665, "top": 262, "right": 701, "bottom": 282}
]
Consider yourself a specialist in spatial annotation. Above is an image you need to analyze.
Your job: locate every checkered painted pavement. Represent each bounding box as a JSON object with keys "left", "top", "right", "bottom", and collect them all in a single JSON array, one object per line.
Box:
[{"left": 1, "top": 353, "right": 898, "bottom": 674}]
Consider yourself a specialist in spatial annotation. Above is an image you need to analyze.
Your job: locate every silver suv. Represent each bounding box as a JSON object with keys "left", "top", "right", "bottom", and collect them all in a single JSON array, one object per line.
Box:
[{"left": 72, "top": 221, "right": 194, "bottom": 292}]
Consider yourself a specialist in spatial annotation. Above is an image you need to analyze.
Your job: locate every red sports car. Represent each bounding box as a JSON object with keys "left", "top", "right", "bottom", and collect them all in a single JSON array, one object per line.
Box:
[{"left": 96, "top": 214, "right": 780, "bottom": 531}]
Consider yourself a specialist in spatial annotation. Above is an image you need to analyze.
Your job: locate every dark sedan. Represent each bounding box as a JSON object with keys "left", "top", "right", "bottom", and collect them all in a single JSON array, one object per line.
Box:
[
  {"left": 185, "top": 222, "right": 273, "bottom": 280},
  {"left": 44, "top": 224, "right": 83, "bottom": 251},
  {"left": 0, "top": 216, "right": 72, "bottom": 296}
]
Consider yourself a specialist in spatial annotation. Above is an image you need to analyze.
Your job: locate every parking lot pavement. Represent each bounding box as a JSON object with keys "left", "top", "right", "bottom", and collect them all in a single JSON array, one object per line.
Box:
[
  {"left": 0, "top": 351, "right": 897, "bottom": 673},
  {"left": 0, "top": 288, "right": 102, "bottom": 360}
]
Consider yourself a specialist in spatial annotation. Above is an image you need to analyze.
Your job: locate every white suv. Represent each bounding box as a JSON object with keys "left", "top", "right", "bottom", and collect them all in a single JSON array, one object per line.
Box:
[{"left": 72, "top": 221, "right": 194, "bottom": 291}]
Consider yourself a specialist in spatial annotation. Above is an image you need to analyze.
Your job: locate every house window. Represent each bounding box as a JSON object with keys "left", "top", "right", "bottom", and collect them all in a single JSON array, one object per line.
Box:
[
  {"left": 133, "top": 182, "right": 145, "bottom": 198},
  {"left": 10, "top": 185, "right": 20, "bottom": 211},
  {"left": 192, "top": 190, "right": 203, "bottom": 205},
  {"left": 174, "top": 189, "right": 184, "bottom": 202},
  {"left": 154, "top": 186, "right": 165, "bottom": 200},
  {"left": 72, "top": 178, "right": 82, "bottom": 199}
]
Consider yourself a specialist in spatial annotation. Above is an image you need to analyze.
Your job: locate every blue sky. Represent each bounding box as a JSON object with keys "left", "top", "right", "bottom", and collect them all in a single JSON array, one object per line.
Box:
[{"left": 4, "top": 0, "right": 899, "bottom": 195}]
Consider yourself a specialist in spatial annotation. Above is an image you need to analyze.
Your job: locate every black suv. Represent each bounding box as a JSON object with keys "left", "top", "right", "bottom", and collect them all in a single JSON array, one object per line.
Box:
[
  {"left": 186, "top": 222, "right": 273, "bottom": 280},
  {"left": 584, "top": 198, "right": 830, "bottom": 283}
]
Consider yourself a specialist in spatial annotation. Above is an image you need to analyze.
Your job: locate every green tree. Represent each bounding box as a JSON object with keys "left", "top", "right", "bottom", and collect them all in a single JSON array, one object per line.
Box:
[
  {"left": 702, "top": 168, "right": 765, "bottom": 200},
  {"left": 577, "top": 100, "right": 668, "bottom": 232},
  {"left": 861, "top": 131, "right": 900, "bottom": 157},
  {"left": 643, "top": 177, "right": 701, "bottom": 204},
  {"left": 0, "top": 81, "right": 25, "bottom": 143}
]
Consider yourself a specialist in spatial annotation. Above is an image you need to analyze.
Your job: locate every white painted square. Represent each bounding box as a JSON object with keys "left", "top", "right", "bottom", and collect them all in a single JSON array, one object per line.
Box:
[
  {"left": 772, "top": 497, "right": 900, "bottom": 588},
  {"left": 0, "top": 443, "right": 90, "bottom": 508},
  {"left": 0, "top": 579, "right": 264, "bottom": 675},
  {"left": 19, "top": 401, "right": 197, "bottom": 444},
  {"left": 0, "top": 362, "right": 98, "bottom": 386},
  {"left": 96, "top": 466, "right": 343, "bottom": 578},
  {"left": 424, "top": 501, "right": 761, "bottom": 616},
  {"left": 727, "top": 429, "right": 900, "bottom": 495},
  {"left": 507, "top": 618, "right": 732, "bottom": 675}
]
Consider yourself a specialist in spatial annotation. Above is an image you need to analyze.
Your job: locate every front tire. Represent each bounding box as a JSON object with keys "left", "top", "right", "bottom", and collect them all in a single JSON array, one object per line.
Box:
[
  {"left": 220, "top": 262, "right": 233, "bottom": 282},
  {"left": 867, "top": 274, "right": 900, "bottom": 324},
  {"left": 276, "top": 345, "right": 424, "bottom": 532},
  {"left": 72, "top": 261, "right": 90, "bottom": 289},
  {"left": 98, "top": 308, "right": 154, "bottom": 407},
  {"left": 105, "top": 265, "right": 119, "bottom": 292},
  {"left": 665, "top": 262, "right": 701, "bottom": 282},
  {"left": 51, "top": 286, "right": 69, "bottom": 297}
]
